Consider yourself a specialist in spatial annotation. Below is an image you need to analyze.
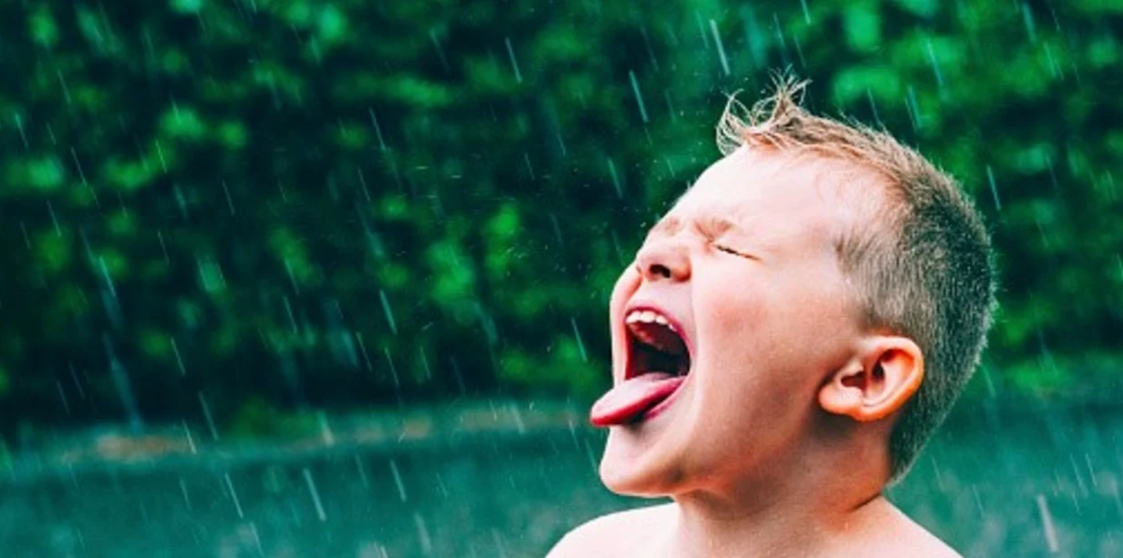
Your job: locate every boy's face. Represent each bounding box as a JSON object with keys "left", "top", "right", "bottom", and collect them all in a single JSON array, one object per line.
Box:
[{"left": 599, "top": 148, "right": 867, "bottom": 496}]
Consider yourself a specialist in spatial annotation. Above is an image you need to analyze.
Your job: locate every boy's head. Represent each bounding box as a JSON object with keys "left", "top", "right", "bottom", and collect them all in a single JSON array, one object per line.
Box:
[{"left": 591, "top": 77, "right": 995, "bottom": 497}]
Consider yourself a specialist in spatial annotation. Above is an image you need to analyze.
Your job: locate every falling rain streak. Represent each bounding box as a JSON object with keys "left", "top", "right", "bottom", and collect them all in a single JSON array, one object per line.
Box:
[
  {"left": 504, "top": 37, "right": 523, "bottom": 83},
  {"left": 2, "top": 3, "right": 1118, "bottom": 556},
  {"left": 629, "top": 70, "right": 649, "bottom": 123},
  {"left": 709, "top": 20, "right": 731, "bottom": 76},
  {"left": 302, "top": 468, "right": 327, "bottom": 522}
]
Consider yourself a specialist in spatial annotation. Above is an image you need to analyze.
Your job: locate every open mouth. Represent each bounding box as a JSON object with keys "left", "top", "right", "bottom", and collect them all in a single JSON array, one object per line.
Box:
[
  {"left": 589, "top": 307, "right": 692, "bottom": 427},
  {"left": 625, "top": 310, "right": 691, "bottom": 380}
]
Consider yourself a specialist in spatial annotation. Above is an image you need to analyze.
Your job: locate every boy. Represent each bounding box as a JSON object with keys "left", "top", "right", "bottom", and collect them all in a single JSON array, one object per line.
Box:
[{"left": 550, "top": 78, "right": 995, "bottom": 557}]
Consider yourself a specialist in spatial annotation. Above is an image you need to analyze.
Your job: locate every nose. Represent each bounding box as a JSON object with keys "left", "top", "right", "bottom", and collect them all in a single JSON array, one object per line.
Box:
[{"left": 634, "top": 239, "right": 691, "bottom": 282}]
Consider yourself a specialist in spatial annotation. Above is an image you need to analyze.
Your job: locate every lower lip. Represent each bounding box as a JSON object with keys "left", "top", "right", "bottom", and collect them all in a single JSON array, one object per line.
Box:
[{"left": 639, "top": 374, "right": 689, "bottom": 422}]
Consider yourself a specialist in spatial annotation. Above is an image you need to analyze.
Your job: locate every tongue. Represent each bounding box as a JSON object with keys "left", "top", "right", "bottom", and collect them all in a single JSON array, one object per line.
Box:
[{"left": 589, "top": 373, "right": 686, "bottom": 427}]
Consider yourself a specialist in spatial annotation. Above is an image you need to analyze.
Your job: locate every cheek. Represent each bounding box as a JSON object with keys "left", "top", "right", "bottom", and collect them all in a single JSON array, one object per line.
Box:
[{"left": 609, "top": 267, "right": 639, "bottom": 313}]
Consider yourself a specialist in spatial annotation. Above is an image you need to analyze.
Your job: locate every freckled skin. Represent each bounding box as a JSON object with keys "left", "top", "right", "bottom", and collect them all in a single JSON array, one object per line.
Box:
[{"left": 549, "top": 149, "right": 960, "bottom": 558}]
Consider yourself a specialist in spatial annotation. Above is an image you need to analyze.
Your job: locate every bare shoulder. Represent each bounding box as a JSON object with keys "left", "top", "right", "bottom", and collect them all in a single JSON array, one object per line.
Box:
[
  {"left": 856, "top": 502, "right": 961, "bottom": 558},
  {"left": 547, "top": 503, "right": 675, "bottom": 558}
]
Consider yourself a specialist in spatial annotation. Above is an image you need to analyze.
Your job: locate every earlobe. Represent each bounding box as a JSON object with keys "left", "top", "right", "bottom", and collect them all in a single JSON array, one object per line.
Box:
[{"left": 818, "top": 337, "right": 924, "bottom": 423}]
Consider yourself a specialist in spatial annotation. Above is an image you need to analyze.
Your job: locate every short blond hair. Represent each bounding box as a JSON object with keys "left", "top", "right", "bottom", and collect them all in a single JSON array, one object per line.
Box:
[{"left": 717, "top": 75, "right": 996, "bottom": 481}]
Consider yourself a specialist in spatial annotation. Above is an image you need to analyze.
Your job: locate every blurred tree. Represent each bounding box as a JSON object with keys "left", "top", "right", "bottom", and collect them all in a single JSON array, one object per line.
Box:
[{"left": 0, "top": 0, "right": 1119, "bottom": 434}]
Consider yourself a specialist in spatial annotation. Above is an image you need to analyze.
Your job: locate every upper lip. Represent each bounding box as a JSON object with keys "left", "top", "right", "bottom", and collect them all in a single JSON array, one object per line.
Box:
[{"left": 621, "top": 300, "right": 694, "bottom": 380}]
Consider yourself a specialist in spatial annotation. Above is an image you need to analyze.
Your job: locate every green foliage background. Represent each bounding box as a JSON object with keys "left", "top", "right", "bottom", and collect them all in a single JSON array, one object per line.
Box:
[{"left": 1, "top": 0, "right": 1120, "bottom": 432}]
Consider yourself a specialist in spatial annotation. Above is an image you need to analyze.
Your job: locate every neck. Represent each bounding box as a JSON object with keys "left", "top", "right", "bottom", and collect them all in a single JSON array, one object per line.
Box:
[{"left": 665, "top": 436, "right": 891, "bottom": 557}]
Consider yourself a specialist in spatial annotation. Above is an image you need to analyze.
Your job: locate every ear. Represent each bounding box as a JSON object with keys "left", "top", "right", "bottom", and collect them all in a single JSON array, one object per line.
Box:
[{"left": 818, "top": 336, "right": 924, "bottom": 422}]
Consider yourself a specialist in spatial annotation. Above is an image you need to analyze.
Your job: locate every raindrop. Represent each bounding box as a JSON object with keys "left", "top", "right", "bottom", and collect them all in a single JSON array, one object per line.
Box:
[
  {"left": 571, "top": 318, "right": 588, "bottom": 362},
  {"left": 435, "top": 472, "right": 449, "bottom": 498},
  {"left": 1036, "top": 494, "right": 1059, "bottom": 552},
  {"left": 1021, "top": 2, "right": 1037, "bottom": 44},
  {"left": 55, "top": 380, "right": 70, "bottom": 416},
  {"left": 171, "top": 336, "right": 186, "bottom": 375},
  {"left": 155, "top": 140, "right": 169, "bottom": 172},
  {"left": 772, "top": 13, "right": 790, "bottom": 66},
  {"left": 221, "top": 180, "right": 236, "bottom": 215},
  {"left": 354, "top": 454, "right": 370, "bottom": 489},
  {"left": 663, "top": 90, "right": 676, "bottom": 121},
  {"left": 249, "top": 522, "right": 264, "bottom": 557},
  {"left": 550, "top": 213, "right": 564, "bottom": 248},
  {"left": 419, "top": 346, "right": 432, "bottom": 381},
  {"left": 905, "top": 85, "right": 922, "bottom": 131},
  {"left": 504, "top": 37, "right": 522, "bottom": 83},
  {"left": 414, "top": 513, "right": 433, "bottom": 554},
  {"left": 302, "top": 467, "right": 328, "bottom": 522},
  {"left": 18, "top": 222, "right": 31, "bottom": 250},
  {"left": 384, "top": 346, "right": 401, "bottom": 388},
  {"left": 389, "top": 459, "right": 408, "bottom": 502},
  {"left": 639, "top": 26, "right": 659, "bottom": 71},
  {"left": 357, "top": 167, "right": 371, "bottom": 202},
  {"left": 157, "top": 231, "right": 170, "bottom": 265},
  {"left": 318, "top": 410, "right": 335, "bottom": 446},
  {"left": 198, "top": 390, "right": 220, "bottom": 441},
  {"left": 179, "top": 477, "right": 192, "bottom": 511},
  {"left": 449, "top": 356, "right": 467, "bottom": 395},
  {"left": 224, "top": 472, "right": 245, "bottom": 519},
  {"left": 925, "top": 39, "right": 945, "bottom": 92},
  {"left": 98, "top": 256, "right": 118, "bottom": 300},
  {"left": 583, "top": 439, "right": 597, "bottom": 472},
  {"left": 104, "top": 335, "right": 142, "bottom": 433},
  {"left": 607, "top": 157, "right": 623, "bottom": 198},
  {"left": 1043, "top": 43, "right": 1061, "bottom": 79},
  {"left": 182, "top": 419, "right": 197, "bottom": 454},
  {"left": 356, "top": 332, "right": 373, "bottom": 372},
  {"left": 284, "top": 259, "right": 300, "bottom": 294},
  {"left": 56, "top": 68, "right": 73, "bottom": 106},
  {"left": 368, "top": 107, "right": 387, "bottom": 151},
  {"left": 740, "top": 5, "right": 766, "bottom": 69},
  {"left": 46, "top": 200, "right": 61, "bottom": 236},
  {"left": 523, "top": 152, "right": 535, "bottom": 180},
  {"left": 492, "top": 529, "right": 508, "bottom": 558},
  {"left": 428, "top": 28, "right": 450, "bottom": 73},
  {"left": 800, "top": 0, "right": 812, "bottom": 24},
  {"left": 708, "top": 20, "right": 731, "bottom": 76},
  {"left": 694, "top": 11, "right": 710, "bottom": 50},
  {"left": 509, "top": 403, "right": 526, "bottom": 435},
  {"left": 68, "top": 362, "right": 86, "bottom": 399},
  {"left": 628, "top": 70, "right": 649, "bottom": 124},
  {"left": 379, "top": 289, "right": 398, "bottom": 335},
  {"left": 866, "top": 89, "right": 882, "bottom": 127},
  {"left": 986, "top": 165, "right": 1001, "bottom": 211},
  {"left": 13, "top": 114, "right": 28, "bottom": 149}
]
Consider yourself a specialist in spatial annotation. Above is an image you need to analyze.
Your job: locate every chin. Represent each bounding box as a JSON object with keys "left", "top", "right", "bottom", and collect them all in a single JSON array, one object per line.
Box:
[{"left": 597, "top": 413, "right": 692, "bottom": 497}]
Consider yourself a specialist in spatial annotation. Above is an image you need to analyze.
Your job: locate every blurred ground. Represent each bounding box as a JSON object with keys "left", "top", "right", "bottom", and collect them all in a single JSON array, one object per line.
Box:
[{"left": 2, "top": 399, "right": 1121, "bottom": 557}]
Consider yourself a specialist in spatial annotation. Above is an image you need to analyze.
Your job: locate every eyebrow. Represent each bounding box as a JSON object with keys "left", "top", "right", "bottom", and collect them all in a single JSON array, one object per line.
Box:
[{"left": 648, "top": 214, "right": 744, "bottom": 239}]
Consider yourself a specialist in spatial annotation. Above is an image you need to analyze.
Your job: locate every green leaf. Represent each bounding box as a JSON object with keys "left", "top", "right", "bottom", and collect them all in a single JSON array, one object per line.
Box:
[{"left": 29, "top": 6, "right": 59, "bottom": 48}]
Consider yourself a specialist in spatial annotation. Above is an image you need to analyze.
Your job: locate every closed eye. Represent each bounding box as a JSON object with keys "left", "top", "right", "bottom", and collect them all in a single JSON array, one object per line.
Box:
[{"left": 714, "top": 244, "right": 742, "bottom": 257}]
